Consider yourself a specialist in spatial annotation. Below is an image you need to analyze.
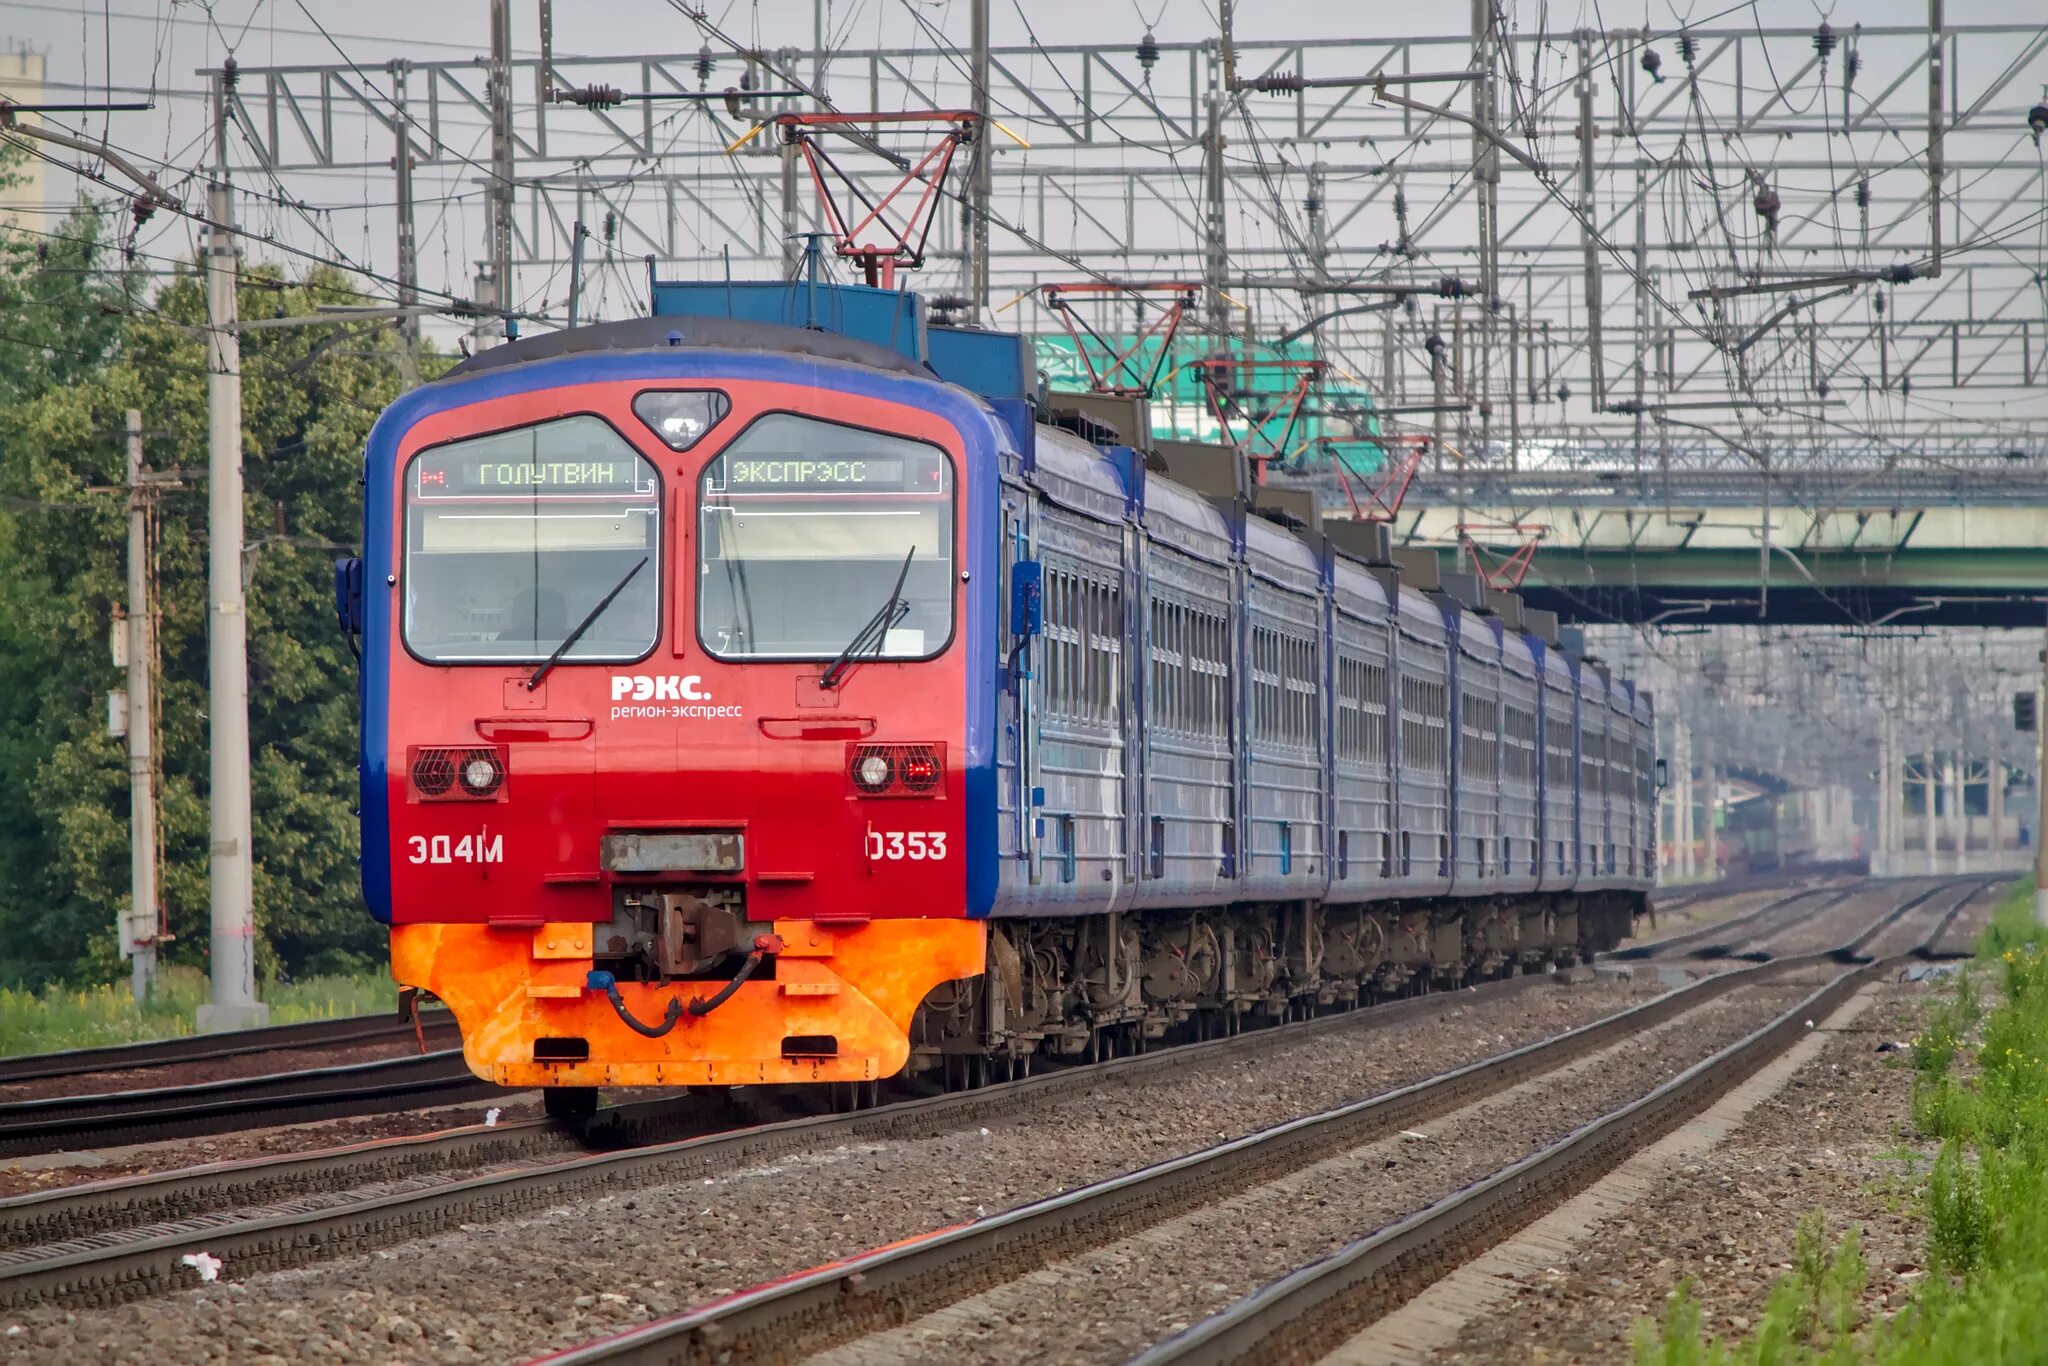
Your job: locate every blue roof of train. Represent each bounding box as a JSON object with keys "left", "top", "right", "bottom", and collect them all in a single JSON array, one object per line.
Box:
[{"left": 633, "top": 272, "right": 1605, "bottom": 674}]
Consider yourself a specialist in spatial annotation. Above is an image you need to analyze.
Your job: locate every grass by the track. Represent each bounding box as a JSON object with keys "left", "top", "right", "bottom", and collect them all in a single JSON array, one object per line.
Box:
[
  {"left": 0, "top": 965, "right": 395, "bottom": 1057},
  {"left": 1636, "top": 877, "right": 2048, "bottom": 1364}
]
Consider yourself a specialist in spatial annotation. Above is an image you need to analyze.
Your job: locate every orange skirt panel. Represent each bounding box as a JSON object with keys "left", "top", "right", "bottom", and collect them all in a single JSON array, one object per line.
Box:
[{"left": 391, "top": 918, "right": 986, "bottom": 1088}]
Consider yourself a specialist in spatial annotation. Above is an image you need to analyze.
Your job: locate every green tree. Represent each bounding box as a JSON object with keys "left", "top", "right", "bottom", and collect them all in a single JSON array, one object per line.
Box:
[{"left": 0, "top": 202, "right": 410, "bottom": 989}]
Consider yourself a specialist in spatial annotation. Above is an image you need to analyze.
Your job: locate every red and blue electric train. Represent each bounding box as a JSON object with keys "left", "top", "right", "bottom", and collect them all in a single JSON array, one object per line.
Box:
[{"left": 342, "top": 300, "right": 1655, "bottom": 1111}]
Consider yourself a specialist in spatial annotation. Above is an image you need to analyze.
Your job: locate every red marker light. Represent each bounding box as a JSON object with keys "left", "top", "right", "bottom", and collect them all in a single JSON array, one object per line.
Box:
[
  {"left": 899, "top": 752, "right": 941, "bottom": 791},
  {"left": 420, "top": 468, "right": 447, "bottom": 487}
]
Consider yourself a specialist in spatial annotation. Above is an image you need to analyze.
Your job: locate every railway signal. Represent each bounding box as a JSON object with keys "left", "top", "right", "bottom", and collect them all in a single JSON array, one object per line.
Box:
[{"left": 2017, "top": 690, "right": 2037, "bottom": 732}]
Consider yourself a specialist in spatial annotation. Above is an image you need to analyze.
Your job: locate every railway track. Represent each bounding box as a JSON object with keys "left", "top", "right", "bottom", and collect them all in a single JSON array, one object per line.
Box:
[
  {"left": 0, "top": 1048, "right": 500, "bottom": 1159},
  {"left": 0, "top": 877, "right": 1983, "bottom": 1336},
  {"left": 0, "top": 964, "right": 1571, "bottom": 1310},
  {"left": 1126, "top": 878, "right": 1991, "bottom": 1366},
  {"left": 1670, "top": 873, "right": 1985, "bottom": 965},
  {"left": 1650, "top": 871, "right": 1831, "bottom": 918},
  {"left": 1614, "top": 882, "right": 1850, "bottom": 960},
  {"left": 0, "top": 877, "right": 1828, "bottom": 1164},
  {"left": 514, "top": 877, "right": 1985, "bottom": 1365},
  {"left": 0, "top": 1011, "right": 458, "bottom": 1086}
]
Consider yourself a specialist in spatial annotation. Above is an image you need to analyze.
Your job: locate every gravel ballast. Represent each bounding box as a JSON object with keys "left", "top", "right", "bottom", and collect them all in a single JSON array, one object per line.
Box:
[
  {"left": 1428, "top": 981, "right": 1947, "bottom": 1363},
  {"left": 806, "top": 978, "right": 1820, "bottom": 1366},
  {"left": 0, "top": 973, "right": 1683, "bottom": 1363}
]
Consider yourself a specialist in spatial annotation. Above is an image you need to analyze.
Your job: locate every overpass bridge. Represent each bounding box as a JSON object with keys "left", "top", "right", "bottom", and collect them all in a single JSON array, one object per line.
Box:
[{"left": 1381, "top": 468, "right": 2048, "bottom": 628}]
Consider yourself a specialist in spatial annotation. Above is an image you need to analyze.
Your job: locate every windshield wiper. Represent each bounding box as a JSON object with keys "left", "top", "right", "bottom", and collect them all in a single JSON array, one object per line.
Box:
[
  {"left": 818, "top": 547, "right": 915, "bottom": 691},
  {"left": 527, "top": 556, "right": 648, "bottom": 690}
]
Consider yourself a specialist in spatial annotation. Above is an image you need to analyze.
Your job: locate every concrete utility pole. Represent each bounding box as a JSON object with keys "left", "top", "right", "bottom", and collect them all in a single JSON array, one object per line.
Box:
[
  {"left": 1469, "top": 0, "right": 1499, "bottom": 304},
  {"left": 779, "top": 145, "right": 802, "bottom": 273},
  {"left": 1990, "top": 751, "right": 2005, "bottom": 866},
  {"left": 388, "top": 58, "right": 421, "bottom": 383},
  {"left": 1574, "top": 29, "right": 1605, "bottom": 409},
  {"left": 966, "top": 0, "right": 992, "bottom": 323},
  {"left": 1926, "top": 0, "right": 1945, "bottom": 278},
  {"left": 1677, "top": 719, "right": 1695, "bottom": 878},
  {"left": 2035, "top": 605, "right": 2048, "bottom": 922},
  {"left": 1203, "top": 2, "right": 1232, "bottom": 338},
  {"left": 122, "top": 411, "right": 159, "bottom": 1004},
  {"left": 200, "top": 124, "right": 266, "bottom": 1030},
  {"left": 1202, "top": 89, "right": 1229, "bottom": 337},
  {"left": 1880, "top": 697, "right": 1898, "bottom": 876},
  {"left": 483, "top": 0, "right": 516, "bottom": 346},
  {"left": 1704, "top": 760, "right": 1719, "bottom": 880},
  {"left": 1923, "top": 745, "right": 1938, "bottom": 875}
]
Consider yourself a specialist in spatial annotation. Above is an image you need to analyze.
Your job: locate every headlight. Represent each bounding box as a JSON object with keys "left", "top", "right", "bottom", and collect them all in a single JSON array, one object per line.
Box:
[
  {"left": 631, "top": 390, "right": 730, "bottom": 450},
  {"left": 462, "top": 755, "right": 502, "bottom": 795},
  {"left": 853, "top": 753, "right": 894, "bottom": 792}
]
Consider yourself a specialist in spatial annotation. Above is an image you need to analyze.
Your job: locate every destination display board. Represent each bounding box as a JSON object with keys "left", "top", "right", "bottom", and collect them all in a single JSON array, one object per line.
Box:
[
  {"left": 708, "top": 451, "right": 949, "bottom": 493},
  {"left": 412, "top": 453, "right": 655, "bottom": 499}
]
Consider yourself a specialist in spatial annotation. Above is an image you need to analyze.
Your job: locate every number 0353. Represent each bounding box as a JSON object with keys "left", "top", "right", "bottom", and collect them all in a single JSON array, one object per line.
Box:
[{"left": 866, "top": 830, "right": 948, "bottom": 861}]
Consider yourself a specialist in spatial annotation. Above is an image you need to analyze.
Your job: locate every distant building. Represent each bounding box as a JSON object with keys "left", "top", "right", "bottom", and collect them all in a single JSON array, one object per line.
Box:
[{"left": 0, "top": 47, "right": 48, "bottom": 232}]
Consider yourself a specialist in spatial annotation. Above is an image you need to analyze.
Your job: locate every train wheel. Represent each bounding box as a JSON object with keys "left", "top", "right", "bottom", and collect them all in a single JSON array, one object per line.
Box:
[{"left": 544, "top": 1087, "right": 598, "bottom": 1123}]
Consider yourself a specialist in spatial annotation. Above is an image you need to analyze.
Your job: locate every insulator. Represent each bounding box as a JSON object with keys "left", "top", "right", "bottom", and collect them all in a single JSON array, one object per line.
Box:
[
  {"left": 2030, "top": 102, "right": 2048, "bottom": 143},
  {"left": 1641, "top": 48, "right": 1664, "bottom": 83},
  {"left": 695, "top": 45, "right": 715, "bottom": 89},
  {"left": 1813, "top": 21, "right": 1836, "bottom": 61},
  {"left": 1677, "top": 33, "right": 1698, "bottom": 66},
  {"left": 1556, "top": 382, "right": 1572, "bottom": 404},
  {"left": 1255, "top": 72, "right": 1304, "bottom": 93},
  {"left": 222, "top": 54, "right": 239, "bottom": 90},
  {"left": 1424, "top": 331, "right": 1446, "bottom": 358},
  {"left": 1845, "top": 47, "right": 1861, "bottom": 82},
  {"left": 1753, "top": 184, "right": 1781, "bottom": 230},
  {"left": 1392, "top": 187, "right": 1408, "bottom": 219},
  {"left": 1436, "top": 276, "right": 1469, "bottom": 298},
  {"left": 562, "top": 83, "right": 624, "bottom": 109},
  {"left": 603, "top": 210, "right": 617, "bottom": 243},
  {"left": 1853, "top": 179, "right": 1870, "bottom": 210},
  {"left": 1304, "top": 192, "right": 1322, "bottom": 218},
  {"left": 1136, "top": 30, "right": 1160, "bottom": 73},
  {"left": 740, "top": 68, "right": 757, "bottom": 92}
]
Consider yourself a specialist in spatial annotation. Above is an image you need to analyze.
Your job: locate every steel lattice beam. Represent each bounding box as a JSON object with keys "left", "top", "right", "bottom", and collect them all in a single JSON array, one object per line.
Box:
[{"left": 194, "top": 15, "right": 2048, "bottom": 489}]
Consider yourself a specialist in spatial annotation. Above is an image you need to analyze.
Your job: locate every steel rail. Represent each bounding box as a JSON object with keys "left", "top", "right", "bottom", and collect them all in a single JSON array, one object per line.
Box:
[
  {"left": 6, "top": 878, "right": 1975, "bottom": 1317},
  {"left": 1613, "top": 884, "right": 1852, "bottom": 961},
  {"left": 1650, "top": 870, "right": 1834, "bottom": 916},
  {"left": 0, "top": 966, "right": 1566, "bottom": 1303},
  {"left": 524, "top": 878, "right": 1979, "bottom": 1366},
  {"left": 0, "top": 1013, "right": 459, "bottom": 1085},
  {"left": 0, "top": 1050, "right": 501, "bottom": 1159},
  {"left": 1129, "top": 879, "right": 1991, "bottom": 1366}
]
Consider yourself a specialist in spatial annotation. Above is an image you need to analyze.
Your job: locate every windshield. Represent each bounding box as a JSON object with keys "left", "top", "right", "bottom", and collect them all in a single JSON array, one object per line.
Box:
[
  {"left": 697, "top": 414, "right": 955, "bottom": 662},
  {"left": 403, "top": 415, "right": 661, "bottom": 663}
]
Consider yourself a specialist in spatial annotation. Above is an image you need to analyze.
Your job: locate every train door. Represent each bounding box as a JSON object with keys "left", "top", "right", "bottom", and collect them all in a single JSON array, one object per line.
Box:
[
  {"left": 1000, "top": 486, "right": 1042, "bottom": 886},
  {"left": 1034, "top": 506, "right": 1129, "bottom": 905}
]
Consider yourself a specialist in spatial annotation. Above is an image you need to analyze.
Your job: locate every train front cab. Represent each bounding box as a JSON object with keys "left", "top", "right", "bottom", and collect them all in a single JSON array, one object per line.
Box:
[{"left": 360, "top": 335, "right": 1003, "bottom": 1091}]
